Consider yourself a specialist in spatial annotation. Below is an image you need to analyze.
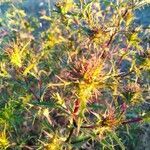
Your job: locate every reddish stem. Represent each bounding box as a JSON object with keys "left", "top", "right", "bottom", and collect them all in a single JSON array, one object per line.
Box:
[
  {"left": 73, "top": 99, "right": 80, "bottom": 114},
  {"left": 122, "top": 118, "right": 143, "bottom": 125}
]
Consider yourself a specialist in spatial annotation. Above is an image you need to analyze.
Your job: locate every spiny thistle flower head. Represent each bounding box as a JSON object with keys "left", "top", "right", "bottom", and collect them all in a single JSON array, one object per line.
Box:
[{"left": 101, "top": 104, "right": 121, "bottom": 129}]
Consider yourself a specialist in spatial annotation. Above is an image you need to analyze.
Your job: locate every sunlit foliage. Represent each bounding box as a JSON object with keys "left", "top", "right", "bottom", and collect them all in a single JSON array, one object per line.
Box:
[{"left": 0, "top": 0, "right": 150, "bottom": 149}]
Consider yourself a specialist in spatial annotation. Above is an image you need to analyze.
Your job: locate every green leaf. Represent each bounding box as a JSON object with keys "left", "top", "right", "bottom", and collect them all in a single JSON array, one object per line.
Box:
[
  {"left": 40, "top": 15, "right": 51, "bottom": 21},
  {"left": 89, "top": 103, "right": 105, "bottom": 110},
  {"left": 71, "top": 135, "right": 90, "bottom": 147},
  {"left": 103, "top": 0, "right": 111, "bottom": 7},
  {"left": 109, "top": 132, "right": 125, "bottom": 150},
  {"left": 142, "top": 112, "right": 150, "bottom": 123},
  {"left": 31, "top": 101, "right": 56, "bottom": 108},
  {"left": 23, "top": 63, "right": 35, "bottom": 76}
]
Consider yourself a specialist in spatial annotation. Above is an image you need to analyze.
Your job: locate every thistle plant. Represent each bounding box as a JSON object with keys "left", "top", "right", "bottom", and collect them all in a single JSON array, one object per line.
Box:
[{"left": 0, "top": 0, "right": 150, "bottom": 149}]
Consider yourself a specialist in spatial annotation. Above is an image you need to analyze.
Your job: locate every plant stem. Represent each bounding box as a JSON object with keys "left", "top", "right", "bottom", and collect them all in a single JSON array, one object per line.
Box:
[
  {"left": 47, "top": 0, "right": 51, "bottom": 16},
  {"left": 24, "top": 77, "right": 40, "bottom": 101},
  {"left": 122, "top": 117, "right": 142, "bottom": 125},
  {"left": 66, "top": 127, "right": 74, "bottom": 143}
]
